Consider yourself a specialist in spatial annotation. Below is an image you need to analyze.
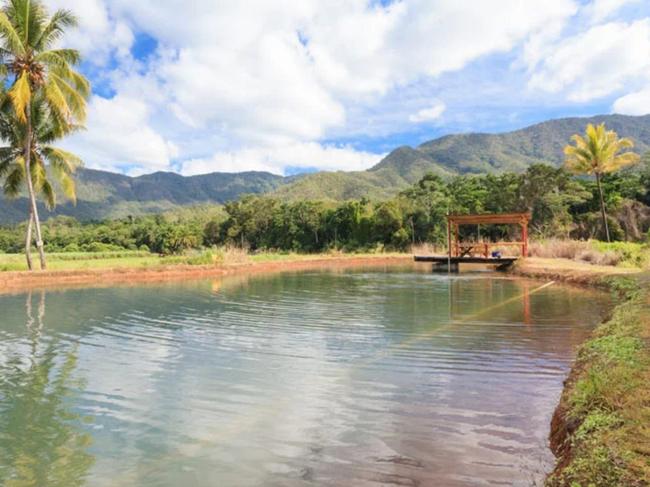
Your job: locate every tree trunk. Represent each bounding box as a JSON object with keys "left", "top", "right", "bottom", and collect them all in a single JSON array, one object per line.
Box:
[
  {"left": 595, "top": 172, "right": 611, "bottom": 242},
  {"left": 23, "top": 103, "right": 47, "bottom": 270},
  {"left": 25, "top": 208, "right": 33, "bottom": 270}
]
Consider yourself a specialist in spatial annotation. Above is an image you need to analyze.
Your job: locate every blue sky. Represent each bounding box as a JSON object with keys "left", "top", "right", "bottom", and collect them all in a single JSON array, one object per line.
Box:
[{"left": 44, "top": 0, "right": 650, "bottom": 176}]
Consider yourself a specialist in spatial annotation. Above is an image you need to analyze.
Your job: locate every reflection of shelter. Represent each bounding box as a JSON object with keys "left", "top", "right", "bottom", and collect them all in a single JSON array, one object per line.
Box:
[{"left": 447, "top": 213, "right": 531, "bottom": 259}]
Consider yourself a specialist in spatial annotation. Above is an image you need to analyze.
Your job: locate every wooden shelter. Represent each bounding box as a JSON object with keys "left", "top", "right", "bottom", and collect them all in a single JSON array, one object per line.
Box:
[{"left": 447, "top": 212, "right": 531, "bottom": 259}]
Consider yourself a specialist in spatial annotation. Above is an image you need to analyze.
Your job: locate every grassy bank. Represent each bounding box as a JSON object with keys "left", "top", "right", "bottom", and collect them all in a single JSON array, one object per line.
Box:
[
  {"left": 0, "top": 248, "right": 410, "bottom": 272},
  {"left": 2, "top": 239, "right": 647, "bottom": 273},
  {"left": 545, "top": 275, "right": 650, "bottom": 486}
]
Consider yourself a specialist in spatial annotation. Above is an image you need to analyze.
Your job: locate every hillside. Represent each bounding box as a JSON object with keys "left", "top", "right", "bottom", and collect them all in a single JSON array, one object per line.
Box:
[
  {"left": 0, "top": 169, "right": 285, "bottom": 224},
  {"left": 273, "top": 146, "right": 456, "bottom": 201},
  {"left": 1, "top": 113, "right": 649, "bottom": 223},
  {"left": 278, "top": 114, "right": 650, "bottom": 200}
]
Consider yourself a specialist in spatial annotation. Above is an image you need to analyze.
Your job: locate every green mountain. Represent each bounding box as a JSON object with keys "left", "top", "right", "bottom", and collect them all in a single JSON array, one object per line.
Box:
[
  {"left": 277, "top": 114, "right": 650, "bottom": 200},
  {"left": 272, "top": 146, "right": 455, "bottom": 201},
  {"left": 1, "top": 113, "right": 649, "bottom": 223},
  {"left": 0, "top": 169, "right": 285, "bottom": 224}
]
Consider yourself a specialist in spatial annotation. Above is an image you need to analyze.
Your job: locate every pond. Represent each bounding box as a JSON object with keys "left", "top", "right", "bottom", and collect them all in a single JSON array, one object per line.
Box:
[{"left": 0, "top": 267, "right": 610, "bottom": 487}]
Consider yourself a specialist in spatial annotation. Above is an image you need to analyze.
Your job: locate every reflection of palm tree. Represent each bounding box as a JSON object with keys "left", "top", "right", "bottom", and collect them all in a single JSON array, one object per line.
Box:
[{"left": 0, "top": 291, "right": 94, "bottom": 487}]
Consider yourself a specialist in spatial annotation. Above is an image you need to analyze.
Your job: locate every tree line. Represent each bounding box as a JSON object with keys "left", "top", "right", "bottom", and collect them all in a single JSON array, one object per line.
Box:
[
  {"left": 1, "top": 161, "right": 648, "bottom": 255},
  {"left": 0, "top": 1, "right": 645, "bottom": 266}
]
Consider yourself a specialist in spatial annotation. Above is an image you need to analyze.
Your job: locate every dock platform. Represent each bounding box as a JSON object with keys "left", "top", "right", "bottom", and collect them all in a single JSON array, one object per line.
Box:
[{"left": 414, "top": 255, "right": 518, "bottom": 272}]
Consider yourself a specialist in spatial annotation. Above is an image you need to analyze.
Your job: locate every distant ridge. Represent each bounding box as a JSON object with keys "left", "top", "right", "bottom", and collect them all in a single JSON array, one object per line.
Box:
[
  {"left": 0, "top": 169, "right": 286, "bottom": 224},
  {"left": 1, "top": 114, "right": 649, "bottom": 223},
  {"left": 274, "top": 114, "right": 650, "bottom": 201}
]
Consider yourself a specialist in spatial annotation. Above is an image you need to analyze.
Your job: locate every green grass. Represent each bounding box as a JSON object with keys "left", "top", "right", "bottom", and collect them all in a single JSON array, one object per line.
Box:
[
  {"left": 591, "top": 241, "right": 650, "bottom": 268},
  {"left": 547, "top": 276, "right": 650, "bottom": 486},
  {"left": 0, "top": 249, "right": 408, "bottom": 272},
  {"left": 0, "top": 252, "right": 164, "bottom": 272}
]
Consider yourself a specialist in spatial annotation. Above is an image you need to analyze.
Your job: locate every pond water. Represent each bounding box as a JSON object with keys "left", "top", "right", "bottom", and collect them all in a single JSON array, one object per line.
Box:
[{"left": 0, "top": 267, "right": 610, "bottom": 487}]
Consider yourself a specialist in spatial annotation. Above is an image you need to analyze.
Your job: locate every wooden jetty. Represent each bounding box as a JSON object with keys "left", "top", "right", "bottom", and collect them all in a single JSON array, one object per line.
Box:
[
  {"left": 414, "top": 255, "right": 518, "bottom": 272},
  {"left": 415, "top": 212, "right": 531, "bottom": 272}
]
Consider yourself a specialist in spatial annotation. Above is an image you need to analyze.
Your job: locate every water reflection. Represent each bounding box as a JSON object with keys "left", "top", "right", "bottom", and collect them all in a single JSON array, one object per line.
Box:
[
  {"left": 0, "top": 291, "right": 94, "bottom": 487},
  {"left": 0, "top": 270, "right": 610, "bottom": 487}
]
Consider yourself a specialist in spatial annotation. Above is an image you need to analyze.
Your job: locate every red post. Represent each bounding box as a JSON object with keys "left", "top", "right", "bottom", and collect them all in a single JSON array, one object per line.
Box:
[
  {"left": 521, "top": 222, "right": 528, "bottom": 258},
  {"left": 447, "top": 218, "right": 452, "bottom": 259}
]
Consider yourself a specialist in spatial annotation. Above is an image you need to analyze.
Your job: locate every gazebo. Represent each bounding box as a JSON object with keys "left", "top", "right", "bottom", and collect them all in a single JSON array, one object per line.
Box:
[{"left": 447, "top": 212, "right": 531, "bottom": 259}]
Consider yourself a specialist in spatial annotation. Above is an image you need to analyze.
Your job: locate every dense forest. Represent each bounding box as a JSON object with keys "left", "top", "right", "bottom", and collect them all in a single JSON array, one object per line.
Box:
[
  {"left": 3, "top": 114, "right": 650, "bottom": 225},
  {"left": 1, "top": 162, "right": 648, "bottom": 255}
]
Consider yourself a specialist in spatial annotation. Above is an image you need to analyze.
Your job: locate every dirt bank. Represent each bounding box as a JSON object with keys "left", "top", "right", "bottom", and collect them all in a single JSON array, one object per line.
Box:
[{"left": 0, "top": 254, "right": 413, "bottom": 295}]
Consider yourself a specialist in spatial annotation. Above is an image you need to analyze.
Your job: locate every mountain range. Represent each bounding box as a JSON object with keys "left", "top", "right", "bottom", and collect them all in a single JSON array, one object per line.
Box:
[{"left": 1, "top": 113, "right": 649, "bottom": 224}]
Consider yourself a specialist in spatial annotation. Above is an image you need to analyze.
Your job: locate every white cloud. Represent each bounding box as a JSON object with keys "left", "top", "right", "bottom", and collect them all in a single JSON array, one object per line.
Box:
[
  {"left": 409, "top": 101, "right": 446, "bottom": 123},
  {"left": 61, "top": 95, "right": 178, "bottom": 173},
  {"left": 585, "top": 0, "right": 641, "bottom": 23},
  {"left": 45, "top": 0, "right": 638, "bottom": 176},
  {"left": 43, "top": 0, "right": 134, "bottom": 63},
  {"left": 613, "top": 88, "right": 650, "bottom": 115},
  {"left": 529, "top": 20, "right": 650, "bottom": 102},
  {"left": 180, "top": 142, "right": 382, "bottom": 176}
]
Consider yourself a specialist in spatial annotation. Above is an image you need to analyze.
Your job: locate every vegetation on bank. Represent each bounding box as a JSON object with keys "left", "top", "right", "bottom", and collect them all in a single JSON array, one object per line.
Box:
[
  {"left": 0, "top": 248, "right": 410, "bottom": 272},
  {"left": 0, "top": 0, "right": 90, "bottom": 270},
  {"left": 564, "top": 123, "right": 640, "bottom": 242},
  {"left": 528, "top": 240, "right": 650, "bottom": 268},
  {"left": 547, "top": 275, "right": 650, "bottom": 486},
  {"left": 1, "top": 162, "right": 649, "bottom": 260}
]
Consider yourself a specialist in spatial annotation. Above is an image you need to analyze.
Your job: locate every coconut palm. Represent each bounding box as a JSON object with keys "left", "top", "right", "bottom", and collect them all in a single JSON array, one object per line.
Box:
[
  {"left": 564, "top": 123, "right": 640, "bottom": 242},
  {"left": 0, "top": 96, "right": 82, "bottom": 269},
  {"left": 0, "top": 0, "right": 89, "bottom": 269}
]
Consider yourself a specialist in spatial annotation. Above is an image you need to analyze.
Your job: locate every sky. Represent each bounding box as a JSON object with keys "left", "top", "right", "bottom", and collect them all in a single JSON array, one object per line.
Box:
[{"left": 42, "top": 0, "right": 650, "bottom": 177}]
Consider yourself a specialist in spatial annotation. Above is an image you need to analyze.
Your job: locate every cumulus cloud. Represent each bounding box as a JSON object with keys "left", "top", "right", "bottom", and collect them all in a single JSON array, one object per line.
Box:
[
  {"left": 528, "top": 19, "right": 650, "bottom": 102},
  {"left": 40, "top": 0, "right": 650, "bottom": 175},
  {"left": 43, "top": 0, "right": 134, "bottom": 62},
  {"left": 585, "top": 0, "right": 642, "bottom": 23},
  {"left": 409, "top": 101, "right": 446, "bottom": 123},
  {"left": 180, "top": 143, "right": 382, "bottom": 176},
  {"left": 61, "top": 95, "right": 178, "bottom": 173},
  {"left": 613, "top": 89, "right": 650, "bottom": 115}
]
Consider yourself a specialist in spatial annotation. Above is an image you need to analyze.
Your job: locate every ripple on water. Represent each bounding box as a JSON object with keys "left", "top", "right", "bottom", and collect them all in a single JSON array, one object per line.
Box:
[{"left": 0, "top": 270, "right": 609, "bottom": 487}]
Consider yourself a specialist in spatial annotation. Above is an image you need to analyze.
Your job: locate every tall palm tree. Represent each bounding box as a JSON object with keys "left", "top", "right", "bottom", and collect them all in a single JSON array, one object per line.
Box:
[
  {"left": 0, "top": 0, "right": 89, "bottom": 269},
  {"left": 564, "top": 123, "right": 640, "bottom": 242},
  {"left": 0, "top": 96, "right": 82, "bottom": 269}
]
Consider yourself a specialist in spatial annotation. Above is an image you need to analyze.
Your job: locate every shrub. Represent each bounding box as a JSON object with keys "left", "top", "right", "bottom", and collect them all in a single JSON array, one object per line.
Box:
[{"left": 82, "top": 242, "right": 125, "bottom": 253}]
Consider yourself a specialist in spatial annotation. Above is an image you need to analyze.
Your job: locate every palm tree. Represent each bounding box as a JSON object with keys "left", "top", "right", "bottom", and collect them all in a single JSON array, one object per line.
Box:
[
  {"left": 0, "top": 0, "right": 89, "bottom": 269},
  {"left": 564, "top": 123, "right": 640, "bottom": 242},
  {"left": 0, "top": 96, "right": 82, "bottom": 269}
]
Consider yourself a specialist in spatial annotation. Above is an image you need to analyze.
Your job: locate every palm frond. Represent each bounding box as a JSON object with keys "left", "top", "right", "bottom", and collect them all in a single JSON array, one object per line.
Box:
[
  {"left": 39, "top": 175, "right": 55, "bottom": 209},
  {"left": 35, "top": 48, "right": 80, "bottom": 66},
  {"left": 8, "top": 70, "right": 31, "bottom": 122},
  {"left": 564, "top": 123, "right": 640, "bottom": 176},
  {"left": 34, "top": 9, "right": 77, "bottom": 51},
  {"left": 0, "top": 10, "right": 24, "bottom": 55},
  {"left": 50, "top": 63, "right": 90, "bottom": 99},
  {"left": 42, "top": 145, "right": 82, "bottom": 173},
  {"left": 47, "top": 72, "right": 87, "bottom": 122},
  {"left": 2, "top": 155, "right": 25, "bottom": 197},
  {"left": 51, "top": 164, "right": 75, "bottom": 203}
]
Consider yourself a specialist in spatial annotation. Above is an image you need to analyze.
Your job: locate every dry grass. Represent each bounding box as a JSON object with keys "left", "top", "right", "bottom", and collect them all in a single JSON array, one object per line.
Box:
[
  {"left": 527, "top": 239, "right": 643, "bottom": 267},
  {"left": 216, "top": 246, "right": 251, "bottom": 265},
  {"left": 409, "top": 243, "right": 446, "bottom": 255},
  {"left": 412, "top": 239, "right": 638, "bottom": 267}
]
